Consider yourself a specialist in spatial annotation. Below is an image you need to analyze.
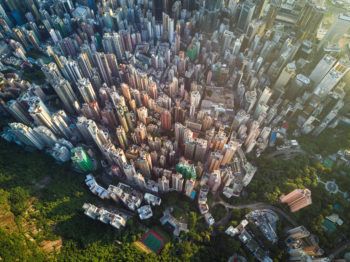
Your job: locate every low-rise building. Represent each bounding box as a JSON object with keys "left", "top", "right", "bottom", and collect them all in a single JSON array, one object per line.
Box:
[
  {"left": 138, "top": 205, "right": 153, "bottom": 220},
  {"left": 144, "top": 193, "right": 162, "bottom": 206},
  {"left": 107, "top": 183, "right": 143, "bottom": 211},
  {"left": 85, "top": 174, "right": 110, "bottom": 199},
  {"left": 160, "top": 208, "right": 188, "bottom": 237},
  {"left": 82, "top": 203, "right": 126, "bottom": 229},
  {"left": 204, "top": 212, "right": 215, "bottom": 226}
]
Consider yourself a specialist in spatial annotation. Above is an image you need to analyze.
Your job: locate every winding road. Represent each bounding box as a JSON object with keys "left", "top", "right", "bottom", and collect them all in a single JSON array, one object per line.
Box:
[
  {"left": 212, "top": 198, "right": 350, "bottom": 258},
  {"left": 328, "top": 241, "right": 350, "bottom": 259},
  {"left": 212, "top": 198, "right": 298, "bottom": 227}
]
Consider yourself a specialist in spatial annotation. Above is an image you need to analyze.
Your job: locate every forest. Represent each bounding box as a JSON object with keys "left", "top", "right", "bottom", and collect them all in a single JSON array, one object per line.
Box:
[
  {"left": 1, "top": 124, "right": 350, "bottom": 260},
  {"left": 0, "top": 139, "right": 257, "bottom": 261}
]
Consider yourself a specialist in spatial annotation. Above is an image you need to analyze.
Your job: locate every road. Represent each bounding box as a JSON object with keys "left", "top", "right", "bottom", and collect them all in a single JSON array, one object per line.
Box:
[
  {"left": 266, "top": 148, "right": 306, "bottom": 160},
  {"left": 212, "top": 198, "right": 298, "bottom": 227},
  {"left": 328, "top": 241, "right": 350, "bottom": 260}
]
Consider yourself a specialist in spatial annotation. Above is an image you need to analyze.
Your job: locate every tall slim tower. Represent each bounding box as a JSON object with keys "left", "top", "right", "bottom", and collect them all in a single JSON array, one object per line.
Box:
[
  {"left": 237, "top": 1, "right": 256, "bottom": 33},
  {"left": 161, "top": 110, "right": 172, "bottom": 130},
  {"left": 309, "top": 54, "right": 337, "bottom": 85},
  {"left": 314, "top": 60, "right": 350, "bottom": 98},
  {"left": 273, "top": 62, "right": 296, "bottom": 91},
  {"left": 77, "top": 78, "right": 97, "bottom": 104},
  {"left": 296, "top": 2, "right": 325, "bottom": 40}
]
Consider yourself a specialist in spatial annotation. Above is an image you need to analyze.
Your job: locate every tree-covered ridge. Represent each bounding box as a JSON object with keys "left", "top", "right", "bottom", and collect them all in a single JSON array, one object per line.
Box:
[
  {"left": 0, "top": 139, "right": 254, "bottom": 261},
  {"left": 1, "top": 132, "right": 350, "bottom": 261},
  {"left": 245, "top": 155, "right": 350, "bottom": 251}
]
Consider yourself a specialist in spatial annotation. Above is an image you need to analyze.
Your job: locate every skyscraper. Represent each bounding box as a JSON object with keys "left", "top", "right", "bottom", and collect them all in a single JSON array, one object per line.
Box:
[
  {"left": 172, "top": 172, "right": 184, "bottom": 192},
  {"left": 52, "top": 110, "right": 72, "bottom": 139},
  {"left": 296, "top": 2, "right": 325, "bottom": 40},
  {"left": 9, "top": 122, "right": 44, "bottom": 150},
  {"left": 77, "top": 78, "right": 97, "bottom": 104},
  {"left": 158, "top": 175, "right": 170, "bottom": 192},
  {"left": 137, "top": 106, "right": 148, "bottom": 125},
  {"left": 314, "top": 60, "right": 350, "bottom": 98},
  {"left": 71, "top": 147, "right": 94, "bottom": 173},
  {"left": 237, "top": 1, "right": 256, "bottom": 33},
  {"left": 29, "top": 99, "right": 58, "bottom": 135},
  {"left": 6, "top": 100, "right": 32, "bottom": 125},
  {"left": 161, "top": 110, "right": 172, "bottom": 130},
  {"left": 280, "top": 189, "right": 312, "bottom": 212},
  {"left": 273, "top": 62, "right": 296, "bottom": 91},
  {"left": 201, "top": 0, "right": 222, "bottom": 32},
  {"left": 221, "top": 141, "right": 240, "bottom": 166},
  {"left": 309, "top": 54, "right": 337, "bottom": 85},
  {"left": 52, "top": 78, "right": 80, "bottom": 114},
  {"left": 116, "top": 126, "right": 128, "bottom": 149},
  {"left": 33, "top": 126, "right": 57, "bottom": 147},
  {"left": 184, "top": 179, "right": 195, "bottom": 197},
  {"left": 194, "top": 138, "right": 208, "bottom": 163}
]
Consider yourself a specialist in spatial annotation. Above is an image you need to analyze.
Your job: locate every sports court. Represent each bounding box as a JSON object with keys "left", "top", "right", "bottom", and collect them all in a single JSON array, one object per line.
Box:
[{"left": 139, "top": 229, "right": 165, "bottom": 254}]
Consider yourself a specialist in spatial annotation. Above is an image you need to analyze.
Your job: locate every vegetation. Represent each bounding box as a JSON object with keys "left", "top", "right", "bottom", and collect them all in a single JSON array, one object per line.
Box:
[
  {"left": 0, "top": 139, "right": 253, "bottom": 261},
  {"left": 210, "top": 204, "right": 226, "bottom": 221},
  {"left": 298, "top": 125, "right": 350, "bottom": 155},
  {"left": 1, "top": 121, "right": 350, "bottom": 260},
  {"left": 8, "top": 187, "right": 30, "bottom": 216},
  {"left": 243, "top": 155, "right": 350, "bottom": 251}
]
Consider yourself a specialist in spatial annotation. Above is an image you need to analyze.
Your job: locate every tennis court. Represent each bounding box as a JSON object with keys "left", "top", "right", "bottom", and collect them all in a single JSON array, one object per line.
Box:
[{"left": 140, "top": 230, "right": 165, "bottom": 254}]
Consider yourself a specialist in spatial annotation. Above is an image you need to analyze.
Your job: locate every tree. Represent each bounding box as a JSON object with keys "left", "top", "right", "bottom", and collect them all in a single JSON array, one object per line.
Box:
[{"left": 8, "top": 187, "right": 30, "bottom": 216}]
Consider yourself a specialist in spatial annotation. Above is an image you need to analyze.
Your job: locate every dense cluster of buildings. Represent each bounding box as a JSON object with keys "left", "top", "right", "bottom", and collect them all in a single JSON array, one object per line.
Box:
[
  {"left": 0, "top": 0, "right": 349, "bottom": 260},
  {"left": 226, "top": 209, "right": 279, "bottom": 262},
  {"left": 85, "top": 173, "right": 162, "bottom": 221},
  {"left": 285, "top": 226, "right": 325, "bottom": 260},
  {"left": 82, "top": 203, "right": 127, "bottom": 229}
]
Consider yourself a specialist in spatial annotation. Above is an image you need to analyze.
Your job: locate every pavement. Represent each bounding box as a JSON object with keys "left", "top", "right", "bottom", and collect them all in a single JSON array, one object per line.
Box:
[
  {"left": 212, "top": 198, "right": 298, "bottom": 227},
  {"left": 328, "top": 241, "right": 350, "bottom": 259}
]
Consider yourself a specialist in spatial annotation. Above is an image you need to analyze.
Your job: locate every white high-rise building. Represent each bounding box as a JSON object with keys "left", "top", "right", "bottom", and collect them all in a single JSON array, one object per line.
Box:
[
  {"left": 273, "top": 62, "right": 296, "bottom": 90},
  {"left": 158, "top": 175, "right": 170, "bottom": 192},
  {"left": 190, "top": 90, "right": 201, "bottom": 108},
  {"left": 29, "top": 99, "right": 59, "bottom": 135},
  {"left": 172, "top": 173, "right": 184, "bottom": 192},
  {"left": 314, "top": 60, "right": 350, "bottom": 98},
  {"left": 6, "top": 100, "right": 32, "bottom": 125},
  {"left": 309, "top": 55, "right": 337, "bottom": 85},
  {"left": 33, "top": 126, "right": 58, "bottom": 147},
  {"left": 52, "top": 110, "right": 72, "bottom": 139},
  {"left": 9, "top": 122, "right": 44, "bottom": 150},
  {"left": 257, "top": 86, "right": 272, "bottom": 105},
  {"left": 77, "top": 78, "right": 97, "bottom": 104}
]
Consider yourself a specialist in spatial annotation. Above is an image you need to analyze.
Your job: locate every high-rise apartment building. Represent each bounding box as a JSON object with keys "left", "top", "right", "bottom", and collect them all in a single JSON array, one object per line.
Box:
[
  {"left": 314, "top": 60, "right": 350, "bottom": 98},
  {"left": 309, "top": 55, "right": 337, "bottom": 85},
  {"left": 161, "top": 110, "right": 172, "bottom": 130},
  {"left": 237, "top": 1, "right": 256, "bottom": 33},
  {"left": 296, "top": 2, "right": 325, "bottom": 40},
  {"left": 9, "top": 122, "right": 44, "bottom": 150},
  {"left": 77, "top": 78, "right": 97, "bottom": 104},
  {"left": 172, "top": 173, "right": 184, "bottom": 192},
  {"left": 280, "top": 189, "right": 312, "bottom": 212}
]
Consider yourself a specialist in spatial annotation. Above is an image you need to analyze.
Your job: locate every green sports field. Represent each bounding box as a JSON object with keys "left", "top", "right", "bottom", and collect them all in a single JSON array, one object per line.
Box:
[{"left": 141, "top": 230, "right": 164, "bottom": 254}]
